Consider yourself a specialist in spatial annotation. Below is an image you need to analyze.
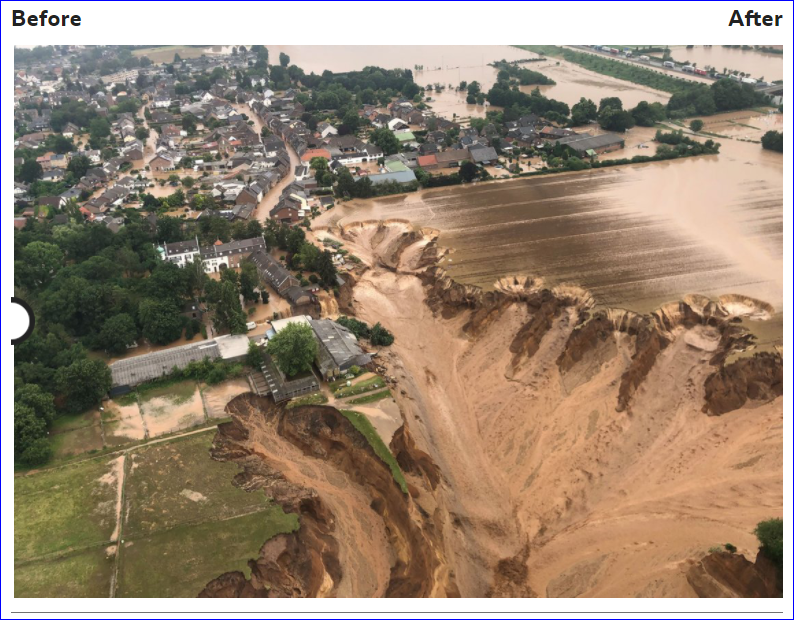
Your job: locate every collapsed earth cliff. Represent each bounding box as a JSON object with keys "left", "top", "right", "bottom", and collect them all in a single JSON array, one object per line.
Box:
[{"left": 202, "top": 221, "right": 782, "bottom": 598}]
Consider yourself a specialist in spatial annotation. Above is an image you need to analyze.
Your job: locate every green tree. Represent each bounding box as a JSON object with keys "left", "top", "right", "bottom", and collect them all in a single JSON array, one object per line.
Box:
[
  {"left": 246, "top": 340, "right": 264, "bottom": 368},
  {"left": 139, "top": 299, "right": 184, "bottom": 345},
  {"left": 14, "top": 404, "right": 51, "bottom": 466},
  {"left": 51, "top": 134, "right": 74, "bottom": 154},
  {"left": 598, "top": 106, "right": 635, "bottom": 132},
  {"left": 689, "top": 119, "right": 704, "bottom": 133},
  {"left": 19, "top": 159, "right": 43, "bottom": 183},
  {"left": 630, "top": 101, "right": 660, "bottom": 127},
  {"left": 89, "top": 117, "right": 111, "bottom": 143},
  {"left": 20, "top": 241, "right": 63, "bottom": 288},
  {"left": 570, "top": 97, "right": 597, "bottom": 126},
  {"left": 370, "top": 322, "right": 395, "bottom": 346},
  {"left": 761, "top": 130, "right": 783, "bottom": 152},
  {"left": 212, "top": 281, "right": 247, "bottom": 335},
  {"left": 15, "top": 384, "right": 57, "bottom": 424},
  {"left": 286, "top": 226, "right": 306, "bottom": 255},
  {"left": 67, "top": 154, "right": 91, "bottom": 179},
  {"left": 239, "top": 260, "right": 261, "bottom": 303},
  {"left": 98, "top": 313, "right": 138, "bottom": 354},
  {"left": 55, "top": 358, "right": 112, "bottom": 414},
  {"left": 369, "top": 127, "right": 400, "bottom": 155},
  {"left": 297, "top": 242, "right": 321, "bottom": 272},
  {"left": 459, "top": 160, "right": 479, "bottom": 182},
  {"left": 316, "top": 250, "right": 337, "bottom": 286},
  {"left": 598, "top": 96, "right": 623, "bottom": 113},
  {"left": 279, "top": 52, "right": 290, "bottom": 67},
  {"left": 267, "top": 323, "right": 318, "bottom": 377},
  {"left": 754, "top": 518, "right": 782, "bottom": 573}
]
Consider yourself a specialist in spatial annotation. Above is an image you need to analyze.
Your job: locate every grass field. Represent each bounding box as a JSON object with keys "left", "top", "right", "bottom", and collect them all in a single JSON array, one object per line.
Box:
[
  {"left": 341, "top": 410, "right": 407, "bottom": 494},
  {"left": 14, "top": 456, "right": 122, "bottom": 562},
  {"left": 15, "top": 547, "right": 115, "bottom": 598},
  {"left": 347, "top": 389, "right": 392, "bottom": 406},
  {"left": 132, "top": 45, "right": 209, "bottom": 64},
  {"left": 286, "top": 392, "right": 328, "bottom": 409},
  {"left": 116, "top": 510, "right": 297, "bottom": 598},
  {"left": 334, "top": 376, "right": 385, "bottom": 399},
  {"left": 15, "top": 432, "right": 298, "bottom": 598},
  {"left": 123, "top": 434, "right": 274, "bottom": 539}
]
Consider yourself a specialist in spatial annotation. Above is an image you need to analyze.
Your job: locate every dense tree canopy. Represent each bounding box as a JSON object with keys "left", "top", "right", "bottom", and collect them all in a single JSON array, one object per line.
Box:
[
  {"left": 761, "top": 130, "right": 783, "bottom": 152},
  {"left": 268, "top": 323, "right": 318, "bottom": 377}
]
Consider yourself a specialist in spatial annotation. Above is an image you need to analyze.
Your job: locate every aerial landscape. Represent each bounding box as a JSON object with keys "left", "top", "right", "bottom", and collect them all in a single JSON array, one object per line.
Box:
[{"left": 12, "top": 44, "right": 784, "bottom": 599}]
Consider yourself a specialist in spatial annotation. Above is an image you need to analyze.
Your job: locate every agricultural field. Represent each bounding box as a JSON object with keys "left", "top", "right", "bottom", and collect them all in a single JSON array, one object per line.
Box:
[
  {"left": 14, "top": 456, "right": 123, "bottom": 597},
  {"left": 131, "top": 45, "right": 209, "bottom": 63},
  {"left": 15, "top": 432, "right": 297, "bottom": 598}
]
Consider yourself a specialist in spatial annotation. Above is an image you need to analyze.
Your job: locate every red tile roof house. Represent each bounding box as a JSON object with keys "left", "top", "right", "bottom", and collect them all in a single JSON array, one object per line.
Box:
[{"left": 417, "top": 154, "right": 439, "bottom": 170}]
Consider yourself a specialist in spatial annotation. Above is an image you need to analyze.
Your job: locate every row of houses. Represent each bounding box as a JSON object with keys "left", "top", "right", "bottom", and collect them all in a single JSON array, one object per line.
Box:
[{"left": 158, "top": 235, "right": 267, "bottom": 272}]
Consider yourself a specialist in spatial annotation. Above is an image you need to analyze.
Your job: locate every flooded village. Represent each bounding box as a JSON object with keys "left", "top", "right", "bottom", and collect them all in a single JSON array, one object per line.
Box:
[{"left": 13, "top": 44, "right": 784, "bottom": 599}]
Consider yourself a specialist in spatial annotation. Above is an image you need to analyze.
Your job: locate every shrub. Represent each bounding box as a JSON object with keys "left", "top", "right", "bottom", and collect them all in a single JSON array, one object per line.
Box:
[
  {"left": 370, "top": 322, "right": 395, "bottom": 346},
  {"left": 724, "top": 543, "right": 737, "bottom": 554},
  {"left": 754, "top": 518, "right": 783, "bottom": 572},
  {"left": 689, "top": 119, "right": 704, "bottom": 132}
]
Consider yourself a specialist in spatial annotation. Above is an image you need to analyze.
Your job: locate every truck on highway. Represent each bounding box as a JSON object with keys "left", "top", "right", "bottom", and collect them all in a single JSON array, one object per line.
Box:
[
  {"left": 682, "top": 65, "right": 695, "bottom": 73},
  {"left": 638, "top": 55, "right": 650, "bottom": 62},
  {"left": 741, "top": 77, "right": 757, "bottom": 85},
  {"left": 663, "top": 61, "right": 675, "bottom": 69},
  {"left": 694, "top": 68, "right": 708, "bottom": 76}
]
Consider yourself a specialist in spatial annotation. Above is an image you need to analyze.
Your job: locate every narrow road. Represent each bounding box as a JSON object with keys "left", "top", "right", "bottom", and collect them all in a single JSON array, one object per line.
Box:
[{"left": 230, "top": 102, "right": 301, "bottom": 222}]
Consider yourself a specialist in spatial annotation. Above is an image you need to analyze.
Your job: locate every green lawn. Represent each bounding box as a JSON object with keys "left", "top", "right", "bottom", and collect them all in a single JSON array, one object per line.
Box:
[
  {"left": 14, "top": 456, "right": 122, "bottom": 562},
  {"left": 347, "top": 389, "right": 393, "bottom": 406},
  {"left": 123, "top": 434, "right": 274, "bottom": 539},
  {"left": 334, "top": 376, "right": 385, "bottom": 399},
  {"left": 341, "top": 410, "right": 407, "bottom": 494},
  {"left": 15, "top": 547, "right": 114, "bottom": 598},
  {"left": 15, "top": 420, "right": 298, "bottom": 598},
  {"left": 116, "top": 509, "right": 298, "bottom": 598},
  {"left": 286, "top": 392, "right": 328, "bottom": 409}
]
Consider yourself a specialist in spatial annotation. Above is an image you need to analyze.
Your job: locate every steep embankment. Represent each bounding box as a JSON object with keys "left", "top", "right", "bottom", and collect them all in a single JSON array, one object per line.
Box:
[
  {"left": 199, "top": 395, "right": 453, "bottom": 598},
  {"left": 333, "top": 221, "right": 783, "bottom": 598}
]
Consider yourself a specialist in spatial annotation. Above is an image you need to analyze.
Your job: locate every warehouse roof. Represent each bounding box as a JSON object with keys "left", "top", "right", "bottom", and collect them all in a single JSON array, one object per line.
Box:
[
  {"left": 554, "top": 133, "right": 625, "bottom": 152},
  {"left": 311, "top": 319, "right": 372, "bottom": 376},
  {"left": 368, "top": 169, "right": 417, "bottom": 185},
  {"left": 110, "top": 340, "right": 220, "bottom": 387}
]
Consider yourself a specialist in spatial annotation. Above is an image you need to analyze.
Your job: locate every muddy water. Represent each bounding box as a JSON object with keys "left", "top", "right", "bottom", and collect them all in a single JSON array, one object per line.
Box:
[
  {"left": 324, "top": 139, "right": 783, "bottom": 315},
  {"left": 529, "top": 59, "right": 670, "bottom": 109},
  {"left": 265, "top": 45, "right": 531, "bottom": 119},
  {"left": 668, "top": 45, "right": 783, "bottom": 81}
]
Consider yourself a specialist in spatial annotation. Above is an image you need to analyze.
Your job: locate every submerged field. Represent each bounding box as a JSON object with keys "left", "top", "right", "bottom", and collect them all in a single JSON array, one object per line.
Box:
[{"left": 14, "top": 433, "right": 298, "bottom": 598}]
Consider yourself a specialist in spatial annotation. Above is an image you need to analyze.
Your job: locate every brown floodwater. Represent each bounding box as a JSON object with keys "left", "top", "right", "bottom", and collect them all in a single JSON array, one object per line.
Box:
[
  {"left": 264, "top": 46, "right": 674, "bottom": 115},
  {"left": 530, "top": 59, "right": 670, "bottom": 109},
  {"left": 322, "top": 138, "right": 783, "bottom": 315},
  {"left": 668, "top": 45, "right": 783, "bottom": 81}
]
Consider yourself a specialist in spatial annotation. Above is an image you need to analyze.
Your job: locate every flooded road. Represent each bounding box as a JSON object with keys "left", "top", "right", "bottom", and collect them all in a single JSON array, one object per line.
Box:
[
  {"left": 318, "top": 138, "right": 783, "bottom": 315},
  {"left": 230, "top": 102, "right": 301, "bottom": 221}
]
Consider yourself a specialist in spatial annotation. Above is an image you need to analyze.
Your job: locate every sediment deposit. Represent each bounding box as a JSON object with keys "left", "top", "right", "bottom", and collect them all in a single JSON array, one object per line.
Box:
[{"left": 203, "top": 221, "right": 782, "bottom": 598}]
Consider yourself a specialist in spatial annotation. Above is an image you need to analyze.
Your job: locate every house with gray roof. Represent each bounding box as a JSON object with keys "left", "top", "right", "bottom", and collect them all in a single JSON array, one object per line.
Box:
[{"left": 310, "top": 319, "right": 372, "bottom": 380}]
